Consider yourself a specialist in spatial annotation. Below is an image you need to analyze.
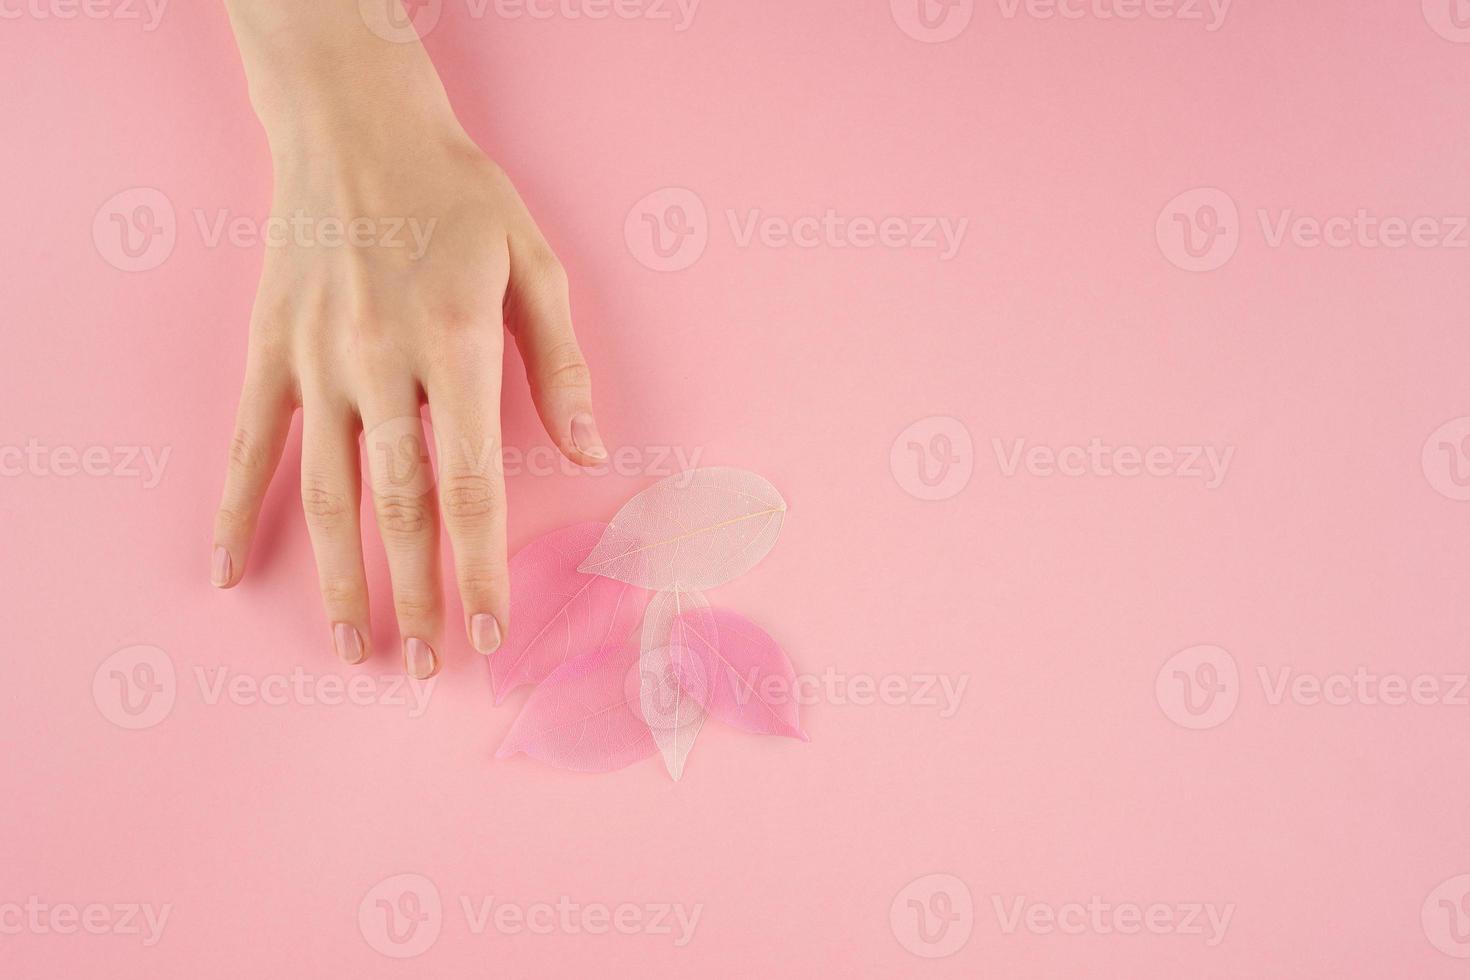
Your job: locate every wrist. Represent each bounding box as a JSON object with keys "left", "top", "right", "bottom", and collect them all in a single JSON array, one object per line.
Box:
[{"left": 225, "top": 1, "right": 466, "bottom": 163}]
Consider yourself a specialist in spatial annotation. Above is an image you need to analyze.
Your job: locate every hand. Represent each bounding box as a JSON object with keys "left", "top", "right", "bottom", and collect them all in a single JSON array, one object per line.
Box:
[{"left": 212, "top": 2, "right": 606, "bottom": 679}]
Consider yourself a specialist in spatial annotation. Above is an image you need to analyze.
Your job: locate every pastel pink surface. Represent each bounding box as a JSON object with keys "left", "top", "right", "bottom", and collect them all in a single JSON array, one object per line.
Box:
[
  {"left": 495, "top": 641, "right": 656, "bottom": 773},
  {"left": 4, "top": 2, "right": 1470, "bottom": 978},
  {"left": 491, "top": 521, "right": 646, "bottom": 703},
  {"left": 678, "top": 606, "right": 807, "bottom": 741}
]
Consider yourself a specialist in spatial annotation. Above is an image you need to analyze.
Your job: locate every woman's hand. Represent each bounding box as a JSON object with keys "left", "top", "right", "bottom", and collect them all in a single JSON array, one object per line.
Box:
[{"left": 213, "top": 0, "right": 606, "bottom": 679}]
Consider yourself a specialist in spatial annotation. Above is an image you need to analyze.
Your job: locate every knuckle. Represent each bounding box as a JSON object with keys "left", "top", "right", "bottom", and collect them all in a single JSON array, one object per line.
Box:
[
  {"left": 319, "top": 578, "right": 364, "bottom": 608},
  {"left": 538, "top": 342, "right": 592, "bottom": 392},
  {"left": 515, "top": 246, "right": 568, "bottom": 298},
  {"left": 480, "top": 158, "right": 511, "bottom": 186},
  {"left": 533, "top": 254, "right": 569, "bottom": 295},
  {"left": 441, "top": 473, "right": 500, "bottom": 526},
  {"left": 375, "top": 492, "right": 432, "bottom": 537},
  {"left": 228, "top": 428, "right": 272, "bottom": 475},
  {"left": 393, "top": 590, "right": 438, "bottom": 622},
  {"left": 247, "top": 314, "right": 294, "bottom": 363},
  {"left": 458, "top": 565, "right": 509, "bottom": 601},
  {"left": 437, "top": 305, "right": 490, "bottom": 335},
  {"left": 426, "top": 323, "right": 501, "bottom": 373},
  {"left": 301, "top": 481, "right": 351, "bottom": 530},
  {"left": 214, "top": 505, "right": 250, "bottom": 535},
  {"left": 355, "top": 334, "right": 406, "bottom": 376}
]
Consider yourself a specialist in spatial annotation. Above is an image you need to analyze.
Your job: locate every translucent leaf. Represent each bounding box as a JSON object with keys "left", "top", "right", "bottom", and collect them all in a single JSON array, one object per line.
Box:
[
  {"left": 491, "top": 522, "right": 646, "bottom": 704},
  {"left": 578, "top": 468, "right": 787, "bottom": 591},
  {"left": 677, "top": 608, "right": 807, "bottom": 741},
  {"left": 494, "top": 642, "right": 656, "bottom": 773},
  {"left": 639, "top": 589, "right": 716, "bottom": 781}
]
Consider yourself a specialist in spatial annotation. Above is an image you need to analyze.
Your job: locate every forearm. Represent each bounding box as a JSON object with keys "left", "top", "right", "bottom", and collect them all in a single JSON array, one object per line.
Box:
[{"left": 223, "top": 0, "right": 466, "bottom": 165}]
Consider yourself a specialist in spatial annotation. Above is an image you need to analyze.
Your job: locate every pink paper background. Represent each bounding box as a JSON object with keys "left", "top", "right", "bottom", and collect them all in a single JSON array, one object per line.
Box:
[{"left": 5, "top": 0, "right": 1470, "bottom": 975}]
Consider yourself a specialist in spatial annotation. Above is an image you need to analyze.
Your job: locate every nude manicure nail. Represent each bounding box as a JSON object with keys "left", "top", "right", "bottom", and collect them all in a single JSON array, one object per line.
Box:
[
  {"left": 570, "top": 413, "right": 608, "bottom": 461},
  {"left": 211, "top": 546, "right": 232, "bottom": 588},
  {"left": 405, "top": 638, "right": 437, "bottom": 679},
  {"left": 334, "top": 623, "right": 366, "bottom": 665},
  {"left": 471, "top": 614, "right": 502, "bottom": 655}
]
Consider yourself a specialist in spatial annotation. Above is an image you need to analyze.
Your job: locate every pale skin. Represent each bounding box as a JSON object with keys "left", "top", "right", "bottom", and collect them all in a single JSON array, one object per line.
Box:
[{"left": 214, "top": 0, "right": 606, "bottom": 679}]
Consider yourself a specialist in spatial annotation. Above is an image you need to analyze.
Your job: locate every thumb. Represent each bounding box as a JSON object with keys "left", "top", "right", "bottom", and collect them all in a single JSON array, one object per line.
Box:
[{"left": 506, "top": 241, "right": 607, "bottom": 466}]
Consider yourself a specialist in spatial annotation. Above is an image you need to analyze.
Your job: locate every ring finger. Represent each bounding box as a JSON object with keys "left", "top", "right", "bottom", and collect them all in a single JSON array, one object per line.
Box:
[{"left": 361, "top": 388, "right": 444, "bottom": 680}]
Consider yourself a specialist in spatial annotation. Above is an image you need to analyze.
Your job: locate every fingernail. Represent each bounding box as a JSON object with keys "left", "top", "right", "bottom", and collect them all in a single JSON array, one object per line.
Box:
[
  {"left": 570, "top": 413, "right": 608, "bottom": 461},
  {"left": 471, "top": 614, "right": 502, "bottom": 655},
  {"left": 211, "top": 546, "right": 232, "bottom": 588},
  {"left": 405, "top": 637, "right": 437, "bottom": 679},
  {"left": 334, "top": 623, "right": 366, "bottom": 665}
]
